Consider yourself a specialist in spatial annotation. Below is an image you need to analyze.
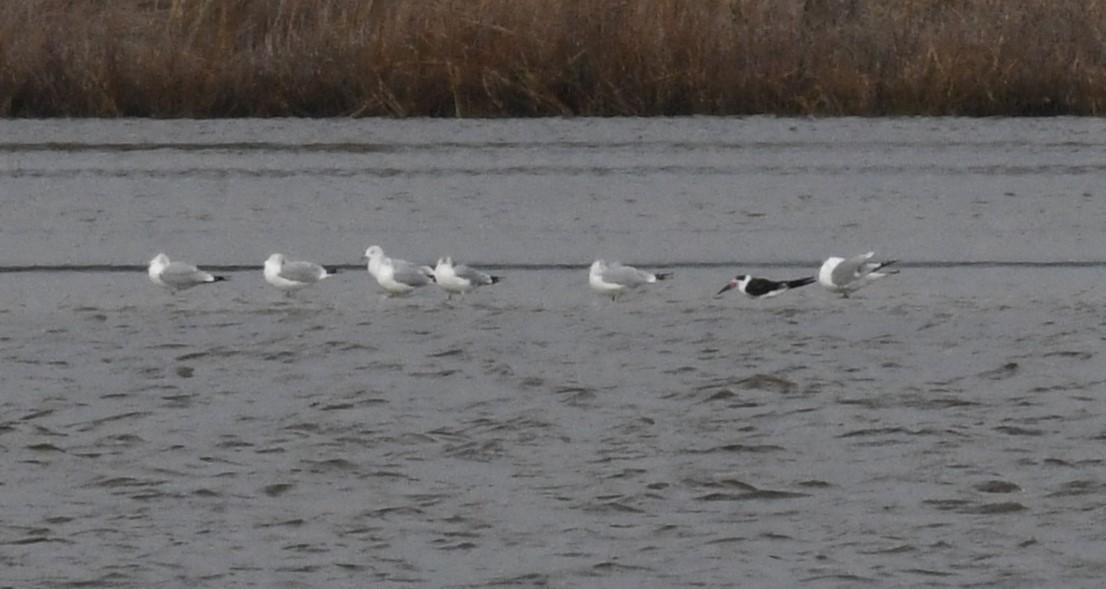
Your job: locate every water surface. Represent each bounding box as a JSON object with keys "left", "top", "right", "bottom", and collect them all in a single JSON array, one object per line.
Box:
[{"left": 1, "top": 117, "right": 1105, "bottom": 588}]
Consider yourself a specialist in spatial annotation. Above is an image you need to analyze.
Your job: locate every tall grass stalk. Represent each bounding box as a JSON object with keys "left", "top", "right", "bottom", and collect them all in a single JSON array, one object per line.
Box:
[{"left": 2, "top": 0, "right": 1105, "bottom": 117}]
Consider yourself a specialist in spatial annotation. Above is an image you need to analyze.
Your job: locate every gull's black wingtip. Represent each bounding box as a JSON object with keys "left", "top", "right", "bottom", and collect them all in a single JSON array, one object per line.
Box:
[{"left": 876, "top": 259, "right": 899, "bottom": 273}]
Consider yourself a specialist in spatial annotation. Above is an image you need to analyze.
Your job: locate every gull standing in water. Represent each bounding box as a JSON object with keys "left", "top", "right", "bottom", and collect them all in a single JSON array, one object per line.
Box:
[
  {"left": 818, "top": 252, "right": 898, "bottom": 297},
  {"left": 263, "top": 253, "right": 335, "bottom": 296},
  {"left": 147, "top": 253, "right": 227, "bottom": 292},
  {"left": 716, "top": 274, "right": 816, "bottom": 299},
  {"left": 363, "top": 245, "right": 435, "bottom": 297},
  {"left": 589, "top": 260, "right": 671, "bottom": 301},
  {"left": 433, "top": 256, "right": 500, "bottom": 300}
]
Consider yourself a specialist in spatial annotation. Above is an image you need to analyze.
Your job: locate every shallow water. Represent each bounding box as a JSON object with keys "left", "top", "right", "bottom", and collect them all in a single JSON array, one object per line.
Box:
[{"left": 1, "top": 117, "right": 1105, "bottom": 588}]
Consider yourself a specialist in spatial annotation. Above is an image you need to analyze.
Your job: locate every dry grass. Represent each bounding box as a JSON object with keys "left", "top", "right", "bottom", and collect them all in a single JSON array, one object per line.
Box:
[{"left": 2, "top": 0, "right": 1105, "bottom": 117}]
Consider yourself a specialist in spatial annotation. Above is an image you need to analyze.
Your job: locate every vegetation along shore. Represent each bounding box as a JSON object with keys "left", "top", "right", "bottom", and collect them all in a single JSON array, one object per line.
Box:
[{"left": 2, "top": 0, "right": 1104, "bottom": 118}]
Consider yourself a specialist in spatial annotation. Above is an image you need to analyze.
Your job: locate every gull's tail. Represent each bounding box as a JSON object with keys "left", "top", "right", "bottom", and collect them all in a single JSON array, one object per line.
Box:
[{"left": 654, "top": 272, "right": 672, "bottom": 281}]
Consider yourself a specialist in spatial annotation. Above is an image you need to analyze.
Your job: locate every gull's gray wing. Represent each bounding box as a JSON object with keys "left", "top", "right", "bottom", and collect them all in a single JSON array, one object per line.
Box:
[
  {"left": 160, "top": 262, "right": 213, "bottom": 286},
  {"left": 280, "top": 261, "right": 325, "bottom": 283},
  {"left": 603, "top": 263, "right": 652, "bottom": 286},
  {"left": 453, "top": 264, "right": 495, "bottom": 286},
  {"left": 830, "top": 252, "right": 874, "bottom": 285},
  {"left": 392, "top": 261, "right": 432, "bottom": 287}
]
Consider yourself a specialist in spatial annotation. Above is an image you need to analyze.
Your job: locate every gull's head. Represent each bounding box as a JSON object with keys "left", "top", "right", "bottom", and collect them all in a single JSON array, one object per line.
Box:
[
  {"left": 363, "top": 245, "right": 383, "bottom": 261},
  {"left": 589, "top": 260, "right": 607, "bottom": 276},
  {"left": 435, "top": 256, "right": 450, "bottom": 270},
  {"left": 265, "top": 253, "right": 285, "bottom": 266},
  {"left": 149, "top": 253, "right": 170, "bottom": 269}
]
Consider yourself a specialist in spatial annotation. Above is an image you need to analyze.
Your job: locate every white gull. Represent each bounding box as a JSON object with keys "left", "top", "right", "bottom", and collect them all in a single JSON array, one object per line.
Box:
[
  {"left": 589, "top": 259, "right": 671, "bottom": 301},
  {"left": 263, "top": 253, "right": 334, "bottom": 295},
  {"left": 147, "top": 253, "right": 227, "bottom": 292},
  {"left": 433, "top": 256, "right": 500, "bottom": 299},
  {"left": 818, "top": 252, "right": 898, "bottom": 297},
  {"left": 363, "top": 245, "right": 435, "bottom": 297}
]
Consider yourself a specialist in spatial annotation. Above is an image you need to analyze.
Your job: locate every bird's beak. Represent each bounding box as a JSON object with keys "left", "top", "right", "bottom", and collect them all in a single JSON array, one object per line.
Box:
[{"left": 716, "top": 280, "right": 736, "bottom": 296}]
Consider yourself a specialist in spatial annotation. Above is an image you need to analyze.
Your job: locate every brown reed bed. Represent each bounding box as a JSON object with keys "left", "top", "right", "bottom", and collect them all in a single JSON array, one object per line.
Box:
[{"left": 1, "top": 0, "right": 1105, "bottom": 118}]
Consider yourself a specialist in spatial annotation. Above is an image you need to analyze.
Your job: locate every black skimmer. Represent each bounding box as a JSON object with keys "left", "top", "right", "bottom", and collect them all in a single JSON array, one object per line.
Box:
[{"left": 716, "top": 274, "right": 815, "bottom": 298}]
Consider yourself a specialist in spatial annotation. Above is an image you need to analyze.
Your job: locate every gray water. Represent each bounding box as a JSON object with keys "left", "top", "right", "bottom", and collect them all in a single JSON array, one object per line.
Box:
[{"left": 1, "top": 117, "right": 1105, "bottom": 588}]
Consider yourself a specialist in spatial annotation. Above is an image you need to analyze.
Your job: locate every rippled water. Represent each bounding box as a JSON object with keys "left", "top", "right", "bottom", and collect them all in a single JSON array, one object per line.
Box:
[{"left": 2, "top": 118, "right": 1105, "bottom": 588}]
